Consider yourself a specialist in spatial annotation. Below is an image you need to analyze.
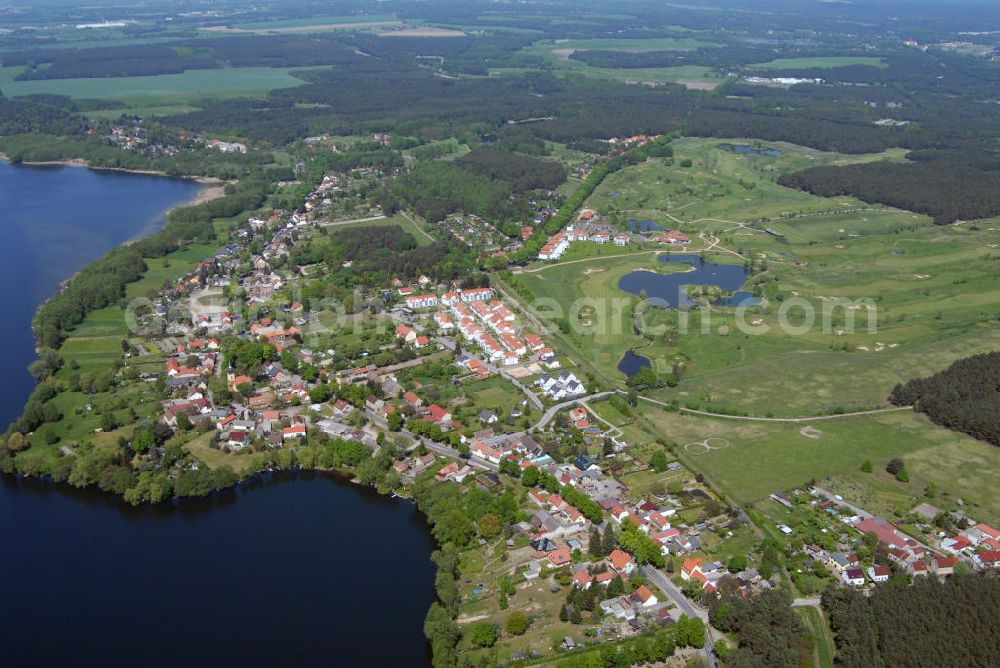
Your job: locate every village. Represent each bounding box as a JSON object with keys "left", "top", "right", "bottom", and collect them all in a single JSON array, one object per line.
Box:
[{"left": 123, "top": 153, "right": 997, "bottom": 664}]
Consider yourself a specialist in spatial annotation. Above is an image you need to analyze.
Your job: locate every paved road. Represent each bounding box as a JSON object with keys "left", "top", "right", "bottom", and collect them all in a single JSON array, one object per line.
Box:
[
  {"left": 641, "top": 565, "right": 716, "bottom": 668},
  {"left": 531, "top": 391, "right": 616, "bottom": 431}
]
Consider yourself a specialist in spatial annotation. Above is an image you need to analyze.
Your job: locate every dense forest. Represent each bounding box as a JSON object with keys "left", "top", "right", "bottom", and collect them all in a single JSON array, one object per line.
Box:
[
  {"left": 0, "top": 94, "right": 90, "bottom": 136},
  {"left": 889, "top": 351, "right": 1000, "bottom": 445},
  {"left": 457, "top": 147, "right": 566, "bottom": 191},
  {"left": 823, "top": 575, "right": 1000, "bottom": 668},
  {"left": 708, "top": 589, "right": 813, "bottom": 668},
  {"left": 290, "top": 225, "right": 476, "bottom": 286},
  {"left": 779, "top": 149, "right": 1000, "bottom": 224}
]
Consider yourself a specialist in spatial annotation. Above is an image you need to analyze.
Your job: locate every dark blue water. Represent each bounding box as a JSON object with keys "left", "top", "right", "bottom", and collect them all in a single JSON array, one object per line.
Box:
[
  {"left": 0, "top": 162, "right": 436, "bottom": 666},
  {"left": 0, "top": 471, "right": 435, "bottom": 667},
  {"left": 719, "top": 143, "right": 783, "bottom": 157},
  {"left": 618, "top": 254, "right": 760, "bottom": 308},
  {"left": 0, "top": 160, "right": 201, "bottom": 429},
  {"left": 618, "top": 349, "right": 652, "bottom": 377}
]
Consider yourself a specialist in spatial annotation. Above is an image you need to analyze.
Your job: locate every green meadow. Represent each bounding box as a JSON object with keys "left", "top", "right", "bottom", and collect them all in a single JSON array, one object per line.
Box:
[
  {"left": 749, "top": 56, "right": 888, "bottom": 70},
  {"left": 514, "top": 138, "right": 1000, "bottom": 418},
  {"left": 0, "top": 66, "right": 315, "bottom": 115},
  {"left": 637, "top": 407, "right": 1000, "bottom": 522}
]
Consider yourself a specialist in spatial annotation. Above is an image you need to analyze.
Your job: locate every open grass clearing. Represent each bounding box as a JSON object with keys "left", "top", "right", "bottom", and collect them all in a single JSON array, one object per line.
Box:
[
  {"left": 0, "top": 66, "right": 316, "bottom": 114},
  {"left": 638, "top": 406, "right": 1000, "bottom": 517},
  {"left": 749, "top": 56, "right": 887, "bottom": 70},
  {"left": 184, "top": 431, "right": 260, "bottom": 473}
]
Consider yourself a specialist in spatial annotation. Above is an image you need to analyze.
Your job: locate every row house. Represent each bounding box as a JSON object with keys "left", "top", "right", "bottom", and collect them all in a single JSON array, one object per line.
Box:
[{"left": 405, "top": 294, "right": 438, "bottom": 310}]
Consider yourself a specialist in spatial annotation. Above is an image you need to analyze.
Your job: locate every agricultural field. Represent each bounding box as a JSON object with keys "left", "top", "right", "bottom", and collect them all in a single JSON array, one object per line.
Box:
[
  {"left": 748, "top": 56, "right": 888, "bottom": 70},
  {"left": 636, "top": 406, "right": 1000, "bottom": 523},
  {"left": 211, "top": 14, "right": 402, "bottom": 33},
  {"left": 0, "top": 66, "right": 315, "bottom": 115}
]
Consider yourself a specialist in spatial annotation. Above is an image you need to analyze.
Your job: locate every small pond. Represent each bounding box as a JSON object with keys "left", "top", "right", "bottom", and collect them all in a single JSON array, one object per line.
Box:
[
  {"left": 618, "top": 254, "right": 760, "bottom": 308},
  {"left": 618, "top": 349, "right": 652, "bottom": 377},
  {"left": 719, "top": 142, "right": 783, "bottom": 157}
]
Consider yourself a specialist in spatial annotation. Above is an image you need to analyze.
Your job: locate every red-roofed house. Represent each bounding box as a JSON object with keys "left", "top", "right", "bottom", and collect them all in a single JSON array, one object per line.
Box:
[
  {"left": 547, "top": 547, "right": 572, "bottom": 567},
  {"left": 572, "top": 570, "right": 594, "bottom": 589},
  {"left": 857, "top": 517, "right": 916, "bottom": 551},
  {"left": 974, "top": 551, "right": 1000, "bottom": 569},
  {"left": 632, "top": 584, "right": 658, "bottom": 607},
  {"left": 681, "top": 557, "right": 703, "bottom": 581},
  {"left": 608, "top": 549, "right": 636, "bottom": 575},
  {"left": 427, "top": 404, "right": 451, "bottom": 424},
  {"left": 932, "top": 556, "right": 960, "bottom": 576}
]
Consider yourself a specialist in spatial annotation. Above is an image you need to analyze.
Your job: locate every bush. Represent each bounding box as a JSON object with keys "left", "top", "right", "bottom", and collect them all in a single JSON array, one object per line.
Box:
[
  {"left": 469, "top": 621, "right": 497, "bottom": 647},
  {"left": 504, "top": 611, "right": 529, "bottom": 636}
]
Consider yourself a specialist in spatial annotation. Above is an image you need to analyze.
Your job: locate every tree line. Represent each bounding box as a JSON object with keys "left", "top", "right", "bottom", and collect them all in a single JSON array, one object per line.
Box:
[
  {"left": 823, "top": 574, "right": 1000, "bottom": 668},
  {"left": 889, "top": 351, "right": 1000, "bottom": 445}
]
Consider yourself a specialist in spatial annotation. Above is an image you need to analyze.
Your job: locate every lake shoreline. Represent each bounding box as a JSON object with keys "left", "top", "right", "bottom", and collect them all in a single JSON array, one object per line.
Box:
[
  {"left": 0, "top": 152, "right": 229, "bottom": 206},
  {"left": 0, "top": 155, "right": 229, "bottom": 350}
]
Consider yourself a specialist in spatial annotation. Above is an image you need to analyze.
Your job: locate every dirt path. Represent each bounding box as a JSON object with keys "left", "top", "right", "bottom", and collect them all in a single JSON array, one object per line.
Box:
[{"left": 639, "top": 395, "right": 913, "bottom": 422}]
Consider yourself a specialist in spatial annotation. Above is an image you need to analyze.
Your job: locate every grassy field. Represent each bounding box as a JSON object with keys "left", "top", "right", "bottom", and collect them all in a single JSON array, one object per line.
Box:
[
  {"left": 749, "top": 56, "right": 887, "bottom": 70},
  {"left": 587, "top": 137, "right": 906, "bottom": 224},
  {"left": 509, "top": 138, "right": 1000, "bottom": 416},
  {"left": 543, "top": 38, "right": 720, "bottom": 51},
  {"left": 231, "top": 14, "right": 398, "bottom": 30},
  {"left": 636, "top": 406, "right": 1000, "bottom": 522},
  {"left": 15, "top": 238, "right": 220, "bottom": 467},
  {"left": 184, "top": 432, "right": 261, "bottom": 473},
  {"left": 324, "top": 213, "right": 436, "bottom": 246},
  {"left": 0, "top": 66, "right": 315, "bottom": 114},
  {"left": 512, "top": 251, "right": 697, "bottom": 383}
]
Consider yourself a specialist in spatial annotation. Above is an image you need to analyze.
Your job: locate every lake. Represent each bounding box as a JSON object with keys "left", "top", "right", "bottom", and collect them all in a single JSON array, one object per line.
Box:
[
  {"left": 0, "top": 471, "right": 436, "bottom": 667},
  {"left": 0, "top": 160, "right": 201, "bottom": 429},
  {"left": 0, "top": 162, "right": 436, "bottom": 666},
  {"left": 618, "top": 253, "right": 761, "bottom": 309}
]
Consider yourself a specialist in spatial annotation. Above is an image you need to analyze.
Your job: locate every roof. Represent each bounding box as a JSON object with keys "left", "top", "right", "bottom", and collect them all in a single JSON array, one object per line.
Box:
[
  {"left": 633, "top": 584, "right": 655, "bottom": 603},
  {"left": 682, "top": 557, "right": 703, "bottom": 574},
  {"left": 427, "top": 404, "right": 449, "bottom": 422},
  {"left": 975, "top": 523, "right": 1000, "bottom": 539},
  {"left": 609, "top": 549, "right": 632, "bottom": 571},
  {"left": 548, "top": 546, "right": 572, "bottom": 566}
]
